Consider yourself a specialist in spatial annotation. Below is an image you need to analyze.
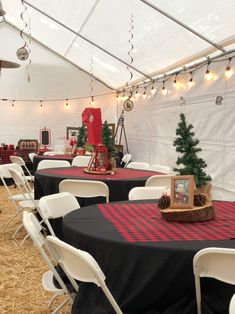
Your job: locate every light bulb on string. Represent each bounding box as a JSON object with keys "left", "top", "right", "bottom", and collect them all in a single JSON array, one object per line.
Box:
[
  {"left": 225, "top": 57, "right": 233, "bottom": 79},
  {"left": 40, "top": 100, "right": 43, "bottom": 109},
  {"left": 161, "top": 81, "right": 167, "bottom": 95},
  {"left": 151, "top": 81, "right": 156, "bottom": 95},
  {"left": 205, "top": 61, "right": 212, "bottom": 80},
  {"left": 188, "top": 72, "right": 194, "bottom": 88},
  {"left": 65, "top": 99, "right": 69, "bottom": 108},
  {"left": 142, "top": 87, "right": 147, "bottom": 99},
  {"left": 173, "top": 74, "right": 177, "bottom": 88},
  {"left": 135, "top": 87, "right": 140, "bottom": 99},
  {"left": 90, "top": 96, "right": 94, "bottom": 106},
  {"left": 116, "top": 92, "right": 119, "bottom": 99},
  {"left": 12, "top": 100, "right": 15, "bottom": 108}
]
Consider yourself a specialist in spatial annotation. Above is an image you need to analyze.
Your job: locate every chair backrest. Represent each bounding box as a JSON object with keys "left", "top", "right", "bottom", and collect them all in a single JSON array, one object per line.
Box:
[
  {"left": 121, "top": 154, "right": 132, "bottom": 168},
  {"left": 72, "top": 155, "right": 91, "bottom": 167},
  {"left": 43, "top": 151, "right": 65, "bottom": 156},
  {"left": 150, "top": 164, "right": 171, "bottom": 174},
  {"left": 193, "top": 247, "right": 235, "bottom": 314},
  {"left": 10, "top": 155, "right": 34, "bottom": 180},
  {"left": 8, "top": 167, "right": 34, "bottom": 199},
  {"left": 28, "top": 152, "right": 37, "bottom": 163},
  {"left": 126, "top": 162, "right": 150, "bottom": 170},
  {"left": 128, "top": 186, "right": 167, "bottom": 200},
  {"left": 145, "top": 174, "right": 172, "bottom": 190},
  {"left": 230, "top": 293, "right": 235, "bottom": 314},
  {"left": 59, "top": 179, "right": 109, "bottom": 203},
  {"left": 47, "top": 235, "right": 123, "bottom": 314},
  {"left": 22, "top": 211, "right": 78, "bottom": 295},
  {"left": 39, "top": 192, "right": 80, "bottom": 236},
  {"left": 37, "top": 159, "right": 71, "bottom": 170}
]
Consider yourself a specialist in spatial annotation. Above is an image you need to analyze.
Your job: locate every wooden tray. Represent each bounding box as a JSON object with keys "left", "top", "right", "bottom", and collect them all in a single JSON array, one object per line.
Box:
[
  {"left": 160, "top": 202, "right": 214, "bottom": 222},
  {"left": 83, "top": 168, "right": 114, "bottom": 175}
]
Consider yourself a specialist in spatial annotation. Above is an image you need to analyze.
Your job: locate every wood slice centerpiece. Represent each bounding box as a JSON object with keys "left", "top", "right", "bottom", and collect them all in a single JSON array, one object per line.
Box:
[{"left": 159, "top": 202, "right": 214, "bottom": 222}]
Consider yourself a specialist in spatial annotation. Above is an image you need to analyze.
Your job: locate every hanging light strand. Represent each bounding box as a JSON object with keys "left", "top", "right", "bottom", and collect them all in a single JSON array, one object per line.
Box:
[{"left": 125, "top": 14, "right": 134, "bottom": 88}]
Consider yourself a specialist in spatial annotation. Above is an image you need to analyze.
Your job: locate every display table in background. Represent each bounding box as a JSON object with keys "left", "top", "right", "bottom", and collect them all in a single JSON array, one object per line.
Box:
[
  {"left": 33, "top": 154, "right": 74, "bottom": 171},
  {"left": 63, "top": 200, "right": 235, "bottom": 314}
]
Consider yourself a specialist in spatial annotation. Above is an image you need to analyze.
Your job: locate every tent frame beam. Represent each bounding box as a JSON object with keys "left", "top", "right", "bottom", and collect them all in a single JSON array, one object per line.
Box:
[
  {"left": 22, "top": 0, "right": 152, "bottom": 81},
  {"left": 140, "top": 0, "right": 226, "bottom": 53}
]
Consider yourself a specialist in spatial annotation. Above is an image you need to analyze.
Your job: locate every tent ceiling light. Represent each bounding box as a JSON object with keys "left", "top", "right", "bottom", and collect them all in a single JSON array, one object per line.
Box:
[
  {"left": 0, "top": 59, "right": 20, "bottom": 68},
  {"left": 0, "top": 8, "right": 5, "bottom": 16}
]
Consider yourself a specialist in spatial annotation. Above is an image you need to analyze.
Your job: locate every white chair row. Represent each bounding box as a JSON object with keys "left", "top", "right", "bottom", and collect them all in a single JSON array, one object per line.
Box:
[{"left": 126, "top": 161, "right": 171, "bottom": 174}]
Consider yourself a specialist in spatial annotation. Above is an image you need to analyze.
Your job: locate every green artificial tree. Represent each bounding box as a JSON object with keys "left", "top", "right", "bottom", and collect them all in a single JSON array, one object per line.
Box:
[
  {"left": 173, "top": 113, "right": 211, "bottom": 188},
  {"left": 102, "top": 121, "right": 115, "bottom": 159},
  {"left": 76, "top": 124, "right": 87, "bottom": 148}
]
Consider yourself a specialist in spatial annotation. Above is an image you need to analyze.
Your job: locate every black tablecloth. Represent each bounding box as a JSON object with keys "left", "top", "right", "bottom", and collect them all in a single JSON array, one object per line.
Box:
[
  {"left": 34, "top": 167, "right": 159, "bottom": 203},
  {"left": 63, "top": 200, "right": 235, "bottom": 314}
]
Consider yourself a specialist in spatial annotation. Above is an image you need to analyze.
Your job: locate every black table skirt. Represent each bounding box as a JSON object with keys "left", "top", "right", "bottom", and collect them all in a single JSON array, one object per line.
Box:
[{"left": 63, "top": 201, "right": 235, "bottom": 314}]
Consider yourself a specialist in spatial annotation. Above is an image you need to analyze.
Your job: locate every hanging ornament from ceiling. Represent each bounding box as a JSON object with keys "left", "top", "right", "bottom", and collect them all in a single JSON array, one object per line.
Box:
[
  {"left": 89, "top": 56, "right": 95, "bottom": 106},
  {"left": 123, "top": 14, "right": 134, "bottom": 112},
  {"left": 17, "top": 1, "right": 29, "bottom": 60}
]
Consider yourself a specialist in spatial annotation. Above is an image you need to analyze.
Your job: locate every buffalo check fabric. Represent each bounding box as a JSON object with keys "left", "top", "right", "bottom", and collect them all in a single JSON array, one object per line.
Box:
[{"left": 98, "top": 202, "right": 235, "bottom": 242}]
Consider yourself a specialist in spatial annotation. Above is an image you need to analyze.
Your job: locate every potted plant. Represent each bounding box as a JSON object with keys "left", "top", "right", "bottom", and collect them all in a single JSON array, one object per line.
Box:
[
  {"left": 76, "top": 124, "right": 87, "bottom": 155},
  {"left": 102, "top": 121, "right": 116, "bottom": 170}
]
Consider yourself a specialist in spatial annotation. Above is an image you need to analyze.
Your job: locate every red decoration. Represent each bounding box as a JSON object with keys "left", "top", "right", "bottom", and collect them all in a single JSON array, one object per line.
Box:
[
  {"left": 87, "top": 144, "right": 109, "bottom": 172},
  {"left": 82, "top": 108, "right": 102, "bottom": 145}
]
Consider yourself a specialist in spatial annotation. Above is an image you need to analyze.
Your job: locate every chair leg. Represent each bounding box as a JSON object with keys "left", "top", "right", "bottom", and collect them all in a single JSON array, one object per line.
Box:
[
  {"left": 50, "top": 296, "right": 70, "bottom": 314},
  {"left": 20, "top": 233, "right": 30, "bottom": 246},
  {"left": 3, "top": 211, "right": 19, "bottom": 231},
  {"left": 12, "top": 222, "right": 24, "bottom": 240}
]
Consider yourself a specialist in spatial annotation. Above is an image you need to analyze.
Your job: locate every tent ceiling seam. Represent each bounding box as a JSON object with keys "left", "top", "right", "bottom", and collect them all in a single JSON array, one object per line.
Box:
[
  {"left": 64, "top": 0, "right": 101, "bottom": 57},
  {"left": 5, "top": 20, "right": 116, "bottom": 91},
  {"left": 22, "top": 0, "right": 152, "bottom": 81},
  {"left": 139, "top": 0, "right": 226, "bottom": 53}
]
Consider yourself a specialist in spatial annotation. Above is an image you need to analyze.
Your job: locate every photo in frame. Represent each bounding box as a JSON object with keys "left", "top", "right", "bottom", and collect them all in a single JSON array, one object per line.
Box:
[
  {"left": 170, "top": 175, "right": 194, "bottom": 209},
  {"left": 66, "top": 127, "right": 79, "bottom": 140}
]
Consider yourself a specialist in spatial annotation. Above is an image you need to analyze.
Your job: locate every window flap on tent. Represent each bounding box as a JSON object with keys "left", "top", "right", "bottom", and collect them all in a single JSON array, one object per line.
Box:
[{"left": 2, "top": 0, "right": 235, "bottom": 89}]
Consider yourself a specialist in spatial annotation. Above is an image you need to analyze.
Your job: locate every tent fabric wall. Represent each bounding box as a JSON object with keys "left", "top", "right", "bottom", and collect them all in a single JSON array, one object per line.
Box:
[{"left": 121, "top": 61, "right": 235, "bottom": 201}]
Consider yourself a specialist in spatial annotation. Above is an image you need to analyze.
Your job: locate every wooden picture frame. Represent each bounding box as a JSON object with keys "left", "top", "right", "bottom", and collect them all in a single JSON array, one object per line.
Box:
[
  {"left": 66, "top": 127, "right": 79, "bottom": 140},
  {"left": 106, "top": 123, "right": 115, "bottom": 138},
  {"left": 170, "top": 175, "right": 194, "bottom": 209}
]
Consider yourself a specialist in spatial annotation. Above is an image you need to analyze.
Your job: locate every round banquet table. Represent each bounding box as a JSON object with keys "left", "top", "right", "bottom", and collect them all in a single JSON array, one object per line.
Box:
[
  {"left": 34, "top": 167, "right": 160, "bottom": 203},
  {"left": 63, "top": 200, "right": 235, "bottom": 314},
  {"left": 33, "top": 154, "right": 74, "bottom": 171}
]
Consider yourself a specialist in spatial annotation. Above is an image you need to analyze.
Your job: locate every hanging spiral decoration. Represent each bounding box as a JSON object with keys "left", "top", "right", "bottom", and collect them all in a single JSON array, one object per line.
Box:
[
  {"left": 126, "top": 14, "right": 134, "bottom": 87},
  {"left": 26, "top": 19, "right": 32, "bottom": 82},
  {"left": 17, "top": 0, "right": 30, "bottom": 61}
]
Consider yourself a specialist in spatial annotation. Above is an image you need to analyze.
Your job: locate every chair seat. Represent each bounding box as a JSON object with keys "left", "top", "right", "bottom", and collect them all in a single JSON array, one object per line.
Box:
[
  {"left": 19, "top": 199, "right": 39, "bottom": 209},
  {"left": 42, "top": 270, "right": 66, "bottom": 294},
  {"left": 11, "top": 192, "right": 34, "bottom": 201}
]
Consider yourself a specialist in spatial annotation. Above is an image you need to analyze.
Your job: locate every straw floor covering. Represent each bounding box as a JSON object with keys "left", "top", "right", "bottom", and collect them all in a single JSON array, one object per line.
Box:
[{"left": 0, "top": 185, "right": 71, "bottom": 313}]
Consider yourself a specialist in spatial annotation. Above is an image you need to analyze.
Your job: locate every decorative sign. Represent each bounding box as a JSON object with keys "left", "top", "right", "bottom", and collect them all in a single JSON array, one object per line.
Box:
[
  {"left": 40, "top": 127, "right": 51, "bottom": 147},
  {"left": 16, "top": 47, "right": 29, "bottom": 61}
]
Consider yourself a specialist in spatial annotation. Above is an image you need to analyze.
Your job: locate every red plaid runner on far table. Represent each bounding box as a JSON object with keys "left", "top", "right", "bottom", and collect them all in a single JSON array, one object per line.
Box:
[{"left": 98, "top": 202, "right": 235, "bottom": 242}]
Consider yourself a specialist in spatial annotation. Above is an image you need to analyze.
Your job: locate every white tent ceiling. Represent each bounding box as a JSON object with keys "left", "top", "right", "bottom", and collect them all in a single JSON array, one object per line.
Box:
[{"left": 1, "top": 0, "right": 235, "bottom": 90}]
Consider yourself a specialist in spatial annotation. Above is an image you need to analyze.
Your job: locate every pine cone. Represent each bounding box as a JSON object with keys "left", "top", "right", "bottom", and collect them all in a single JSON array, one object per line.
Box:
[
  {"left": 158, "top": 194, "right": 171, "bottom": 209},
  {"left": 194, "top": 194, "right": 207, "bottom": 206}
]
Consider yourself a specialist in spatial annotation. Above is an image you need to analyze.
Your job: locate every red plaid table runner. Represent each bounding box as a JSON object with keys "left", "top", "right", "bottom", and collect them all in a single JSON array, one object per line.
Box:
[
  {"left": 40, "top": 167, "right": 159, "bottom": 180},
  {"left": 38, "top": 155, "right": 73, "bottom": 160},
  {"left": 98, "top": 202, "right": 235, "bottom": 242}
]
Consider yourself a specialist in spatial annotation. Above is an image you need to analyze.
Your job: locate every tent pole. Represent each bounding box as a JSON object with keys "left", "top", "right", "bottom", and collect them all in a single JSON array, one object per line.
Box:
[
  {"left": 140, "top": 0, "right": 225, "bottom": 53},
  {"left": 22, "top": 0, "right": 152, "bottom": 81}
]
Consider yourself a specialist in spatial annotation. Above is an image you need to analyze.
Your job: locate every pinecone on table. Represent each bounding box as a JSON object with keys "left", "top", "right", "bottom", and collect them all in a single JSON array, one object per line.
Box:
[
  {"left": 158, "top": 194, "right": 171, "bottom": 210},
  {"left": 194, "top": 194, "right": 207, "bottom": 206}
]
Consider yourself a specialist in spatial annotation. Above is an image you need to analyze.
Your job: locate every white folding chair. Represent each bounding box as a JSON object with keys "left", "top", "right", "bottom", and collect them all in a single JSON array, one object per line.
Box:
[
  {"left": 23, "top": 211, "right": 78, "bottom": 314},
  {"left": 230, "top": 293, "right": 235, "bottom": 314},
  {"left": 8, "top": 167, "right": 39, "bottom": 244},
  {"left": 37, "top": 160, "right": 71, "bottom": 170},
  {"left": 28, "top": 152, "right": 37, "bottom": 163},
  {"left": 150, "top": 164, "right": 171, "bottom": 174},
  {"left": 59, "top": 179, "right": 109, "bottom": 203},
  {"left": 46, "top": 235, "right": 123, "bottom": 314},
  {"left": 0, "top": 163, "right": 34, "bottom": 233},
  {"left": 72, "top": 155, "right": 91, "bottom": 167},
  {"left": 120, "top": 154, "right": 132, "bottom": 168},
  {"left": 126, "top": 162, "right": 150, "bottom": 170},
  {"left": 128, "top": 186, "right": 167, "bottom": 200},
  {"left": 193, "top": 247, "right": 235, "bottom": 314},
  {"left": 145, "top": 174, "right": 172, "bottom": 193},
  {"left": 10, "top": 155, "right": 34, "bottom": 182},
  {"left": 39, "top": 192, "right": 80, "bottom": 236}
]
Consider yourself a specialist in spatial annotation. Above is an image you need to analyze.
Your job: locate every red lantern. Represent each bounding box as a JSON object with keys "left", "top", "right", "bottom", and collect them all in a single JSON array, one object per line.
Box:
[{"left": 87, "top": 144, "right": 109, "bottom": 172}]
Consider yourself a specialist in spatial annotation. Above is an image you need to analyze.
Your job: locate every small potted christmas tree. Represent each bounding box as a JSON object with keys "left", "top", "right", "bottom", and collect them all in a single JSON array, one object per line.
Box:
[
  {"left": 173, "top": 113, "right": 212, "bottom": 201},
  {"left": 102, "top": 121, "right": 116, "bottom": 170},
  {"left": 76, "top": 124, "right": 87, "bottom": 155}
]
